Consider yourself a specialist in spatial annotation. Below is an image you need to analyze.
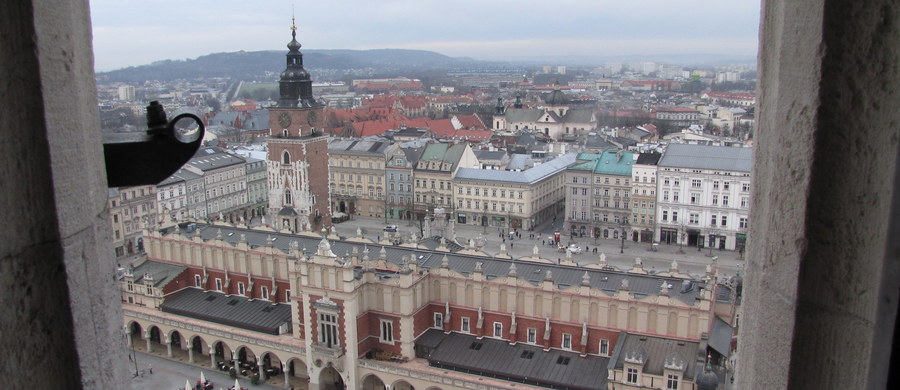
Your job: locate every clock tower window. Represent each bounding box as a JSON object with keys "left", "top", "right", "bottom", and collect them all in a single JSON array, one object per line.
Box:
[{"left": 282, "top": 151, "right": 291, "bottom": 165}]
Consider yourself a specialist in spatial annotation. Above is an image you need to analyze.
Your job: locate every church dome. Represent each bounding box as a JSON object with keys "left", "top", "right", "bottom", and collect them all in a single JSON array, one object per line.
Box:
[
  {"left": 696, "top": 356, "right": 719, "bottom": 390},
  {"left": 287, "top": 37, "right": 301, "bottom": 52},
  {"left": 696, "top": 370, "right": 719, "bottom": 390},
  {"left": 544, "top": 89, "right": 569, "bottom": 105},
  {"left": 281, "top": 68, "right": 310, "bottom": 81}
]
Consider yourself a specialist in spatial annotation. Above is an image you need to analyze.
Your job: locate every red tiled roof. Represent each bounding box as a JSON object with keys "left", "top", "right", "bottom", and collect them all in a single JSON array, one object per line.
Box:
[
  {"left": 621, "top": 80, "right": 677, "bottom": 86},
  {"left": 656, "top": 106, "right": 699, "bottom": 112},
  {"left": 355, "top": 80, "right": 423, "bottom": 92},
  {"left": 455, "top": 114, "right": 486, "bottom": 130},
  {"left": 703, "top": 91, "right": 756, "bottom": 100}
]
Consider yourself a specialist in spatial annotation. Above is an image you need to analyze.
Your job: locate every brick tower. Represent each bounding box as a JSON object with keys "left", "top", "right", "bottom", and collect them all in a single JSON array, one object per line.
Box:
[{"left": 267, "top": 18, "right": 331, "bottom": 232}]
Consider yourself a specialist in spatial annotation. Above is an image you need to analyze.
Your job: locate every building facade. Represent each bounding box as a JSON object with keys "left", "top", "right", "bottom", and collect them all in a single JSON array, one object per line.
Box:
[
  {"left": 631, "top": 153, "right": 661, "bottom": 243},
  {"left": 385, "top": 146, "right": 421, "bottom": 221},
  {"left": 656, "top": 144, "right": 752, "bottom": 251},
  {"left": 188, "top": 147, "right": 249, "bottom": 222},
  {"left": 412, "top": 143, "right": 478, "bottom": 220},
  {"left": 328, "top": 139, "right": 394, "bottom": 218},
  {"left": 179, "top": 167, "right": 208, "bottom": 220},
  {"left": 565, "top": 150, "right": 635, "bottom": 242},
  {"left": 245, "top": 157, "right": 268, "bottom": 218},
  {"left": 452, "top": 154, "right": 574, "bottom": 230},
  {"left": 108, "top": 185, "right": 158, "bottom": 257}
]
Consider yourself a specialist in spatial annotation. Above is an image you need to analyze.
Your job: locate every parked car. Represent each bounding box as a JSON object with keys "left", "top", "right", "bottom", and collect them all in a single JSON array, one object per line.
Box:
[
  {"left": 383, "top": 225, "right": 398, "bottom": 232},
  {"left": 567, "top": 244, "right": 583, "bottom": 254}
]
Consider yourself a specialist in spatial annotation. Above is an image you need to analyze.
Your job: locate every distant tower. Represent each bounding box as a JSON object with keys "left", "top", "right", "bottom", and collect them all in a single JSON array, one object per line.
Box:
[
  {"left": 513, "top": 95, "right": 523, "bottom": 109},
  {"left": 492, "top": 97, "right": 506, "bottom": 131},
  {"left": 266, "top": 17, "right": 331, "bottom": 232}
]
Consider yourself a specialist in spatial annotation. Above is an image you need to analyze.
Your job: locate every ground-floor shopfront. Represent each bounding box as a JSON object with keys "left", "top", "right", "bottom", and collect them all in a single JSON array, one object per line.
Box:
[{"left": 656, "top": 226, "right": 743, "bottom": 251}]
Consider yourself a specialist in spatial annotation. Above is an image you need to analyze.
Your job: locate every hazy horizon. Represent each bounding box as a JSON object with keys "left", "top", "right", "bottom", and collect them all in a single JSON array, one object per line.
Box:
[{"left": 90, "top": 0, "right": 760, "bottom": 72}]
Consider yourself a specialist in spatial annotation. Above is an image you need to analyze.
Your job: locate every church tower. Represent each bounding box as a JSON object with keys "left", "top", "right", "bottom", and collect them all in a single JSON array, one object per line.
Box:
[
  {"left": 266, "top": 18, "right": 331, "bottom": 232},
  {"left": 492, "top": 97, "right": 507, "bottom": 131}
]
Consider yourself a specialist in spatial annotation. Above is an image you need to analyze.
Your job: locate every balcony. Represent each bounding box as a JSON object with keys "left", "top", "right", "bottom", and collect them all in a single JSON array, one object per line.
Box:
[{"left": 311, "top": 343, "right": 344, "bottom": 359}]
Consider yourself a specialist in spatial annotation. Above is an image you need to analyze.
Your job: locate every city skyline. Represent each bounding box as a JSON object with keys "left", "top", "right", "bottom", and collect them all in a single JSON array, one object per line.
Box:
[{"left": 90, "top": 0, "right": 761, "bottom": 72}]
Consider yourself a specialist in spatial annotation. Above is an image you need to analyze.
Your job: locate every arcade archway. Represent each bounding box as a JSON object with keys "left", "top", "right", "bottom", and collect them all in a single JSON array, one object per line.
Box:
[
  {"left": 320, "top": 364, "right": 345, "bottom": 390},
  {"left": 361, "top": 374, "right": 385, "bottom": 390}
]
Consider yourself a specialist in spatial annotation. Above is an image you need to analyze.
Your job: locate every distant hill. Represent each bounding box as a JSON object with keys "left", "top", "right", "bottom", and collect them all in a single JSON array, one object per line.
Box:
[{"left": 96, "top": 49, "right": 479, "bottom": 83}]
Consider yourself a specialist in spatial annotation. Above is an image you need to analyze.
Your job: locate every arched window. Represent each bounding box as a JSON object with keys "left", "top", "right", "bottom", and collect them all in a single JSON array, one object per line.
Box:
[
  {"left": 284, "top": 189, "right": 292, "bottom": 205},
  {"left": 282, "top": 150, "right": 291, "bottom": 165}
]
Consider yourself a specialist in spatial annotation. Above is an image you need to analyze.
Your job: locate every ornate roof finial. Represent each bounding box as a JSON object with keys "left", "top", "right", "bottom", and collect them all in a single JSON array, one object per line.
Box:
[
  {"left": 291, "top": 6, "right": 297, "bottom": 37},
  {"left": 581, "top": 271, "right": 591, "bottom": 286}
]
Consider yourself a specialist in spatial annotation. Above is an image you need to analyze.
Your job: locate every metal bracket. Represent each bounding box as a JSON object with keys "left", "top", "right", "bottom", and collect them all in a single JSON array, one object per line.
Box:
[{"left": 103, "top": 101, "right": 205, "bottom": 187}]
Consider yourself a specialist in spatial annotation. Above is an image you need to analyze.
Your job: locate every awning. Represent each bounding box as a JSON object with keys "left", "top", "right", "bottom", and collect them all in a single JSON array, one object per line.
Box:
[{"left": 709, "top": 317, "right": 734, "bottom": 357}]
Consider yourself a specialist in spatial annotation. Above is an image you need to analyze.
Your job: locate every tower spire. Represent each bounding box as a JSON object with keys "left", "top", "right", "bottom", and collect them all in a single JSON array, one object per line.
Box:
[{"left": 291, "top": 6, "right": 297, "bottom": 40}]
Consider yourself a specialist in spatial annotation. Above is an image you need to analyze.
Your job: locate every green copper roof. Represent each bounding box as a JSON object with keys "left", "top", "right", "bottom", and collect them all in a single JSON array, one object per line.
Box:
[{"left": 568, "top": 150, "right": 634, "bottom": 176}]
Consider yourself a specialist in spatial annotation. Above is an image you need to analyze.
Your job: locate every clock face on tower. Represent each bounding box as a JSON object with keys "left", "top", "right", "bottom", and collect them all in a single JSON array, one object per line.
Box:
[
  {"left": 278, "top": 112, "right": 291, "bottom": 128},
  {"left": 307, "top": 110, "right": 317, "bottom": 126}
]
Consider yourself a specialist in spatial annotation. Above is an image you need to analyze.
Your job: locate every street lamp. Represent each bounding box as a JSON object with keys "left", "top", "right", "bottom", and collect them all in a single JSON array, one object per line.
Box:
[
  {"left": 124, "top": 325, "right": 139, "bottom": 377},
  {"left": 620, "top": 218, "right": 629, "bottom": 254}
]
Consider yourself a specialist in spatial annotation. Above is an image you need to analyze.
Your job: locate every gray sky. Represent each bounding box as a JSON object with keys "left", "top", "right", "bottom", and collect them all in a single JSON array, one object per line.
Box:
[{"left": 90, "top": 0, "right": 761, "bottom": 72}]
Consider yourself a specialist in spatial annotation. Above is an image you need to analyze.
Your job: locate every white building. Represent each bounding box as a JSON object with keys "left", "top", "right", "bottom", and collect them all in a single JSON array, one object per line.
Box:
[
  {"left": 117, "top": 85, "right": 135, "bottom": 101},
  {"left": 656, "top": 144, "right": 752, "bottom": 251},
  {"left": 631, "top": 152, "right": 661, "bottom": 242},
  {"left": 156, "top": 174, "right": 187, "bottom": 221}
]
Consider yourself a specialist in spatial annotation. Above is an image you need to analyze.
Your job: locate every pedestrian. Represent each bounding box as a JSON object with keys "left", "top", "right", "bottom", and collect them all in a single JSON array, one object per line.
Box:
[
  {"left": 585, "top": 245, "right": 589, "bottom": 252},
  {"left": 542, "top": 240, "right": 545, "bottom": 246},
  {"left": 148, "top": 364, "right": 153, "bottom": 374},
  {"left": 557, "top": 258, "right": 561, "bottom": 264},
  {"left": 510, "top": 242, "right": 514, "bottom": 248},
  {"left": 502, "top": 238, "right": 505, "bottom": 243}
]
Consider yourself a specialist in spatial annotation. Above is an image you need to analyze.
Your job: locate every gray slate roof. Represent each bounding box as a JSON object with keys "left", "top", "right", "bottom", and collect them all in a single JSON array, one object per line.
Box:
[
  {"left": 402, "top": 146, "right": 425, "bottom": 165},
  {"left": 188, "top": 148, "right": 246, "bottom": 171},
  {"left": 635, "top": 152, "right": 662, "bottom": 166},
  {"left": 418, "top": 329, "right": 608, "bottom": 390},
  {"left": 168, "top": 223, "right": 706, "bottom": 304},
  {"left": 161, "top": 288, "right": 291, "bottom": 335},
  {"left": 562, "top": 109, "right": 595, "bottom": 124},
  {"left": 505, "top": 108, "right": 544, "bottom": 123},
  {"left": 328, "top": 139, "right": 391, "bottom": 156},
  {"left": 505, "top": 154, "right": 533, "bottom": 171},
  {"left": 659, "top": 144, "right": 753, "bottom": 172},
  {"left": 129, "top": 260, "right": 187, "bottom": 288},
  {"left": 473, "top": 150, "right": 507, "bottom": 162},
  {"left": 608, "top": 332, "right": 700, "bottom": 380},
  {"left": 454, "top": 153, "right": 577, "bottom": 184},
  {"left": 159, "top": 166, "right": 204, "bottom": 186}
]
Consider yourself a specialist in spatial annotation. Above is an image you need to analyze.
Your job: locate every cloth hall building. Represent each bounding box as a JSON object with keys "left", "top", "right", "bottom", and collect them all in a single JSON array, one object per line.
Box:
[{"left": 122, "top": 220, "right": 733, "bottom": 390}]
